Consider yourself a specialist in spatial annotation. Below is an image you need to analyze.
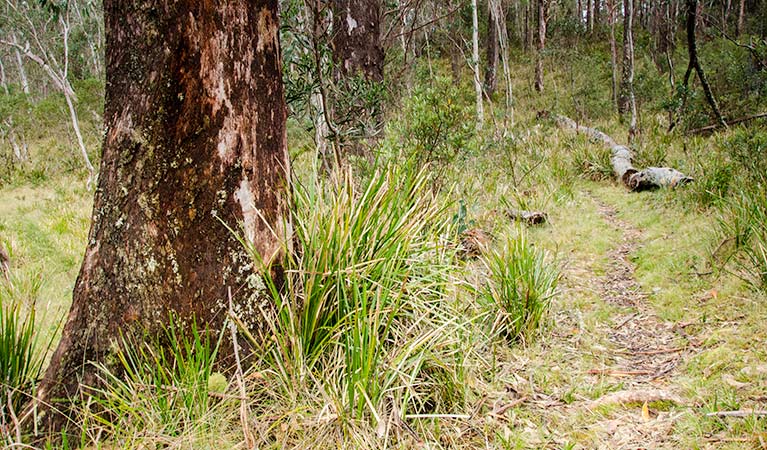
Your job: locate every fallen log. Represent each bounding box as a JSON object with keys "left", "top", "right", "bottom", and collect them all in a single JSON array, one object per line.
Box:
[
  {"left": 506, "top": 209, "right": 547, "bottom": 225},
  {"left": 555, "top": 115, "right": 694, "bottom": 191}
]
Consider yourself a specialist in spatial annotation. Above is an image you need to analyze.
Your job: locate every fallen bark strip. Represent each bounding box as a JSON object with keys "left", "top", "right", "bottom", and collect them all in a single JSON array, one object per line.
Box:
[
  {"left": 506, "top": 209, "right": 547, "bottom": 225},
  {"left": 589, "top": 389, "right": 685, "bottom": 408},
  {"left": 556, "top": 115, "right": 694, "bottom": 191}
]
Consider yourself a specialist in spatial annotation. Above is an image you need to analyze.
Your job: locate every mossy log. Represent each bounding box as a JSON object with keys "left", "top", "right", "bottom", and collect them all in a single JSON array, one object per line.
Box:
[{"left": 555, "top": 115, "right": 693, "bottom": 191}]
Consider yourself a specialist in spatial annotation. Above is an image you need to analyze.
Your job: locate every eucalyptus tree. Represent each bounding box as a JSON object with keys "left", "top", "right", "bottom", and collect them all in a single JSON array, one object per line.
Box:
[{"left": 31, "top": 0, "right": 291, "bottom": 435}]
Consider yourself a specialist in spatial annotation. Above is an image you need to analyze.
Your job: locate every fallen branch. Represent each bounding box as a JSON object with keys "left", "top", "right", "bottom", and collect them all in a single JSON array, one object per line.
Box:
[
  {"left": 555, "top": 115, "right": 693, "bottom": 191},
  {"left": 506, "top": 209, "right": 547, "bottom": 225},
  {"left": 705, "top": 410, "right": 767, "bottom": 418},
  {"left": 587, "top": 369, "right": 653, "bottom": 377},
  {"left": 688, "top": 112, "right": 767, "bottom": 135}
]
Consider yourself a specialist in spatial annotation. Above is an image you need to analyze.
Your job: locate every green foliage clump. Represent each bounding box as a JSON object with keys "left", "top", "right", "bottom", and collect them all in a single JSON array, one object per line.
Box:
[
  {"left": 385, "top": 70, "right": 475, "bottom": 174},
  {"left": 481, "top": 231, "right": 559, "bottom": 343},
  {"left": 566, "top": 134, "right": 614, "bottom": 182}
]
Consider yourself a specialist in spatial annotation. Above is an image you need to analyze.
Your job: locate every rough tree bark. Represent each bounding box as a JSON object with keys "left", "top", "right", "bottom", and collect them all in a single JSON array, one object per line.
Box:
[
  {"left": 30, "top": 0, "right": 291, "bottom": 434},
  {"left": 535, "top": 0, "right": 546, "bottom": 92},
  {"left": 331, "top": 0, "right": 384, "bottom": 82},
  {"left": 618, "top": 0, "right": 638, "bottom": 140},
  {"left": 484, "top": 1, "right": 499, "bottom": 97},
  {"left": 683, "top": 0, "right": 727, "bottom": 128},
  {"left": 555, "top": 115, "right": 693, "bottom": 190}
]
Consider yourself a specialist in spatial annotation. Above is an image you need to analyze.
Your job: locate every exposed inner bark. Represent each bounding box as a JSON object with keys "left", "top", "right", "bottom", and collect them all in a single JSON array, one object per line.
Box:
[
  {"left": 30, "top": 0, "right": 290, "bottom": 435},
  {"left": 555, "top": 115, "right": 693, "bottom": 191}
]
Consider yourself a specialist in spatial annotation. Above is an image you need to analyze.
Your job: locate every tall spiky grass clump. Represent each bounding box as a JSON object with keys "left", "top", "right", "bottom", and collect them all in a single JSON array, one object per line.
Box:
[
  {"left": 718, "top": 186, "right": 767, "bottom": 291},
  {"left": 1, "top": 272, "right": 51, "bottom": 442},
  {"left": 86, "top": 320, "right": 237, "bottom": 448},
  {"left": 481, "top": 231, "right": 559, "bottom": 343},
  {"left": 254, "top": 164, "right": 468, "bottom": 435}
]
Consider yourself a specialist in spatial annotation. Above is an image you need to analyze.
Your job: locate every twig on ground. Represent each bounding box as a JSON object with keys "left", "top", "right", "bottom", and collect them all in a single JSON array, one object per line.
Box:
[
  {"left": 587, "top": 369, "right": 653, "bottom": 376},
  {"left": 705, "top": 410, "right": 767, "bottom": 418}
]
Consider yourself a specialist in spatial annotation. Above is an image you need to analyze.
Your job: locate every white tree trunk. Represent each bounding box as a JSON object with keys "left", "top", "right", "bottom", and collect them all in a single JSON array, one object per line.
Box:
[
  {"left": 0, "top": 55, "right": 8, "bottom": 94},
  {"left": 472, "top": 0, "right": 484, "bottom": 130},
  {"left": 11, "top": 34, "right": 29, "bottom": 95},
  {"left": 64, "top": 91, "right": 95, "bottom": 186}
]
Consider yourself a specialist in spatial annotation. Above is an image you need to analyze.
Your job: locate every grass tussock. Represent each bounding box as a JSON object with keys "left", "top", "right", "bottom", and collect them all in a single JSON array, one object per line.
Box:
[{"left": 480, "top": 230, "right": 559, "bottom": 344}]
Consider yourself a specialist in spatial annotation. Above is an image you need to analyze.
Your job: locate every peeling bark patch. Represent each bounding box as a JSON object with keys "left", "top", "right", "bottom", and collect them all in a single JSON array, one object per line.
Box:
[
  {"left": 216, "top": 117, "right": 238, "bottom": 164},
  {"left": 234, "top": 177, "right": 258, "bottom": 245},
  {"left": 345, "top": 10, "right": 358, "bottom": 33},
  {"left": 256, "top": 8, "right": 277, "bottom": 52}
]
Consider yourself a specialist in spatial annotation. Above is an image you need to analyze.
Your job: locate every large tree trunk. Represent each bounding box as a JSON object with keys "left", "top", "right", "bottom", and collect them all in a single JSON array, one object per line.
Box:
[
  {"left": 555, "top": 115, "right": 693, "bottom": 190},
  {"left": 31, "top": 0, "right": 291, "bottom": 434},
  {"left": 618, "top": 0, "right": 638, "bottom": 139},
  {"left": 484, "top": 1, "right": 499, "bottom": 97},
  {"left": 535, "top": 0, "right": 546, "bottom": 92},
  {"left": 331, "top": 0, "right": 384, "bottom": 82}
]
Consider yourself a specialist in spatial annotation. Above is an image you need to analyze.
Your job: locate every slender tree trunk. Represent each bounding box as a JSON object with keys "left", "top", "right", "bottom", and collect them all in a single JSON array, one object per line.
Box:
[
  {"left": 683, "top": 0, "right": 727, "bottom": 128},
  {"left": 11, "top": 34, "right": 29, "bottom": 95},
  {"left": 736, "top": 0, "right": 745, "bottom": 36},
  {"left": 618, "top": 0, "right": 638, "bottom": 139},
  {"left": 0, "top": 55, "right": 8, "bottom": 94},
  {"left": 63, "top": 91, "right": 95, "bottom": 185},
  {"left": 595, "top": 0, "right": 602, "bottom": 26},
  {"left": 525, "top": 1, "right": 532, "bottom": 52},
  {"left": 472, "top": 0, "right": 484, "bottom": 129},
  {"left": 587, "top": 0, "right": 594, "bottom": 31},
  {"left": 331, "top": 0, "right": 384, "bottom": 82},
  {"left": 609, "top": 0, "right": 618, "bottom": 107},
  {"left": 535, "top": 0, "right": 546, "bottom": 92},
  {"left": 31, "top": 0, "right": 291, "bottom": 435},
  {"left": 484, "top": 1, "right": 499, "bottom": 96}
]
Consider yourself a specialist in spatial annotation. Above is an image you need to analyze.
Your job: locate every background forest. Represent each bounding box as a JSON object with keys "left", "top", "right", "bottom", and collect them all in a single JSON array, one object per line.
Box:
[{"left": 1, "top": 0, "right": 767, "bottom": 448}]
